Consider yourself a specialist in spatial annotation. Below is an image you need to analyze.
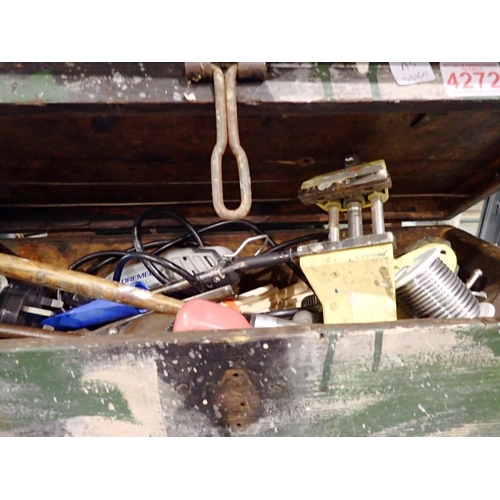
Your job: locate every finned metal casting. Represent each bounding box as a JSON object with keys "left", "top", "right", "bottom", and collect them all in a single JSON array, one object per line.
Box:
[{"left": 395, "top": 248, "right": 480, "bottom": 319}]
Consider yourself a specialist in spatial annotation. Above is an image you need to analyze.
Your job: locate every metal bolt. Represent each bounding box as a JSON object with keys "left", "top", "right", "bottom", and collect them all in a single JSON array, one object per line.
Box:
[
  {"left": 213, "top": 276, "right": 221, "bottom": 283},
  {"left": 465, "top": 269, "right": 483, "bottom": 290},
  {"left": 175, "top": 383, "right": 190, "bottom": 397},
  {"left": 345, "top": 155, "right": 355, "bottom": 164},
  {"left": 108, "top": 327, "right": 119, "bottom": 335}
]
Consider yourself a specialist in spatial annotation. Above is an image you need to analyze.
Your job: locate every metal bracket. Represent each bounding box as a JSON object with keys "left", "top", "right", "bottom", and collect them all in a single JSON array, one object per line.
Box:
[
  {"left": 296, "top": 232, "right": 396, "bottom": 257},
  {"left": 213, "top": 368, "right": 260, "bottom": 430},
  {"left": 222, "top": 234, "right": 270, "bottom": 259}
]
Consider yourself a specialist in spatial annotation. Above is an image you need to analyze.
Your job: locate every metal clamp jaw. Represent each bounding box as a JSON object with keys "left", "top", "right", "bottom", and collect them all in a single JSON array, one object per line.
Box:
[
  {"left": 297, "top": 159, "right": 394, "bottom": 255},
  {"left": 298, "top": 159, "right": 391, "bottom": 212}
]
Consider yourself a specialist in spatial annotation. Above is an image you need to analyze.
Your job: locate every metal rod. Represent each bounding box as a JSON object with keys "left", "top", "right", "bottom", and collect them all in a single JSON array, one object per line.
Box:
[
  {"left": 210, "top": 65, "right": 230, "bottom": 219},
  {"left": 370, "top": 193, "right": 385, "bottom": 235},
  {"left": 184, "top": 285, "right": 234, "bottom": 302},
  {"left": 0, "top": 253, "right": 183, "bottom": 315},
  {"left": 88, "top": 285, "right": 237, "bottom": 336},
  {"left": 347, "top": 200, "right": 363, "bottom": 239},
  {"left": 0, "top": 323, "right": 80, "bottom": 340},
  {"left": 225, "top": 64, "right": 252, "bottom": 219},
  {"left": 465, "top": 269, "right": 483, "bottom": 289},
  {"left": 328, "top": 204, "right": 340, "bottom": 242},
  {"left": 210, "top": 64, "right": 252, "bottom": 220}
]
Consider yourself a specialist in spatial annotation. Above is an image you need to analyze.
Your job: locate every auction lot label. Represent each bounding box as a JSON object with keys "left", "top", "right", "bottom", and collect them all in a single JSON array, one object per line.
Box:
[{"left": 440, "top": 63, "right": 500, "bottom": 97}]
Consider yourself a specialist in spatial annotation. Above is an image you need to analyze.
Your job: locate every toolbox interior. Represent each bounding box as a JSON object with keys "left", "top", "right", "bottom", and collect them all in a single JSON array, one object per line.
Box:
[
  {"left": 2, "top": 72, "right": 500, "bottom": 331},
  {"left": 3, "top": 63, "right": 500, "bottom": 437},
  {"left": 2, "top": 225, "right": 500, "bottom": 327},
  {"left": 2, "top": 105, "right": 500, "bottom": 231}
]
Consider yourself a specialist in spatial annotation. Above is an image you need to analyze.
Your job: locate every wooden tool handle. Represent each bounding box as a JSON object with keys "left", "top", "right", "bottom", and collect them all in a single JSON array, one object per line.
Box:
[
  {"left": 0, "top": 253, "right": 183, "bottom": 315},
  {"left": 0, "top": 323, "right": 79, "bottom": 340}
]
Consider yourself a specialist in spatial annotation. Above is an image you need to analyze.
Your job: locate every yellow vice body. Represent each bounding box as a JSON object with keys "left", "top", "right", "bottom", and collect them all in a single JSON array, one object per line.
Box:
[{"left": 300, "top": 243, "right": 397, "bottom": 324}]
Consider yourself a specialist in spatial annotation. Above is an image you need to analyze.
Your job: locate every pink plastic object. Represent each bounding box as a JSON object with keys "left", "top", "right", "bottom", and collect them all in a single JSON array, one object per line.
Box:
[{"left": 173, "top": 299, "right": 252, "bottom": 332}]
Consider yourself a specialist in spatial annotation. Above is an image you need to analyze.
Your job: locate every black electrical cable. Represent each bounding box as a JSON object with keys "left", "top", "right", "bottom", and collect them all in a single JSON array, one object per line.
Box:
[
  {"left": 133, "top": 208, "right": 203, "bottom": 249},
  {"left": 111, "top": 252, "right": 205, "bottom": 292},
  {"left": 154, "top": 248, "right": 297, "bottom": 295},
  {"left": 132, "top": 209, "right": 204, "bottom": 285},
  {"left": 69, "top": 250, "right": 133, "bottom": 271},
  {"left": 70, "top": 218, "right": 295, "bottom": 275},
  {"left": 264, "top": 232, "right": 327, "bottom": 254},
  {"left": 151, "top": 220, "right": 272, "bottom": 256},
  {"left": 71, "top": 237, "right": 196, "bottom": 276},
  {"left": 69, "top": 249, "right": 204, "bottom": 292},
  {"left": 150, "top": 219, "right": 311, "bottom": 286},
  {"left": 223, "top": 250, "right": 296, "bottom": 274},
  {"left": 68, "top": 215, "right": 319, "bottom": 287}
]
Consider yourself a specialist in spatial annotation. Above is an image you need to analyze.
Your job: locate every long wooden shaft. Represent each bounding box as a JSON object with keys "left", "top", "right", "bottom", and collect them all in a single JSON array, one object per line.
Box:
[
  {"left": 0, "top": 253, "right": 183, "bottom": 315},
  {"left": 0, "top": 323, "right": 79, "bottom": 340}
]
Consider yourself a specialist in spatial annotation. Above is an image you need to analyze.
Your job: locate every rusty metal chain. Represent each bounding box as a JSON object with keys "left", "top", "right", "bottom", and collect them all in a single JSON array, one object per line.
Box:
[{"left": 210, "top": 64, "right": 252, "bottom": 220}]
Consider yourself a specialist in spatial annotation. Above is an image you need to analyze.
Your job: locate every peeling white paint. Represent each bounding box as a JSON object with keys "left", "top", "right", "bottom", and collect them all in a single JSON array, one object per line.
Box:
[
  {"left": 356, "top": 62, "right": 370, "bottom": 75},
  {"left": 65, "top": 357, "right": 166, "bottom": 437}
]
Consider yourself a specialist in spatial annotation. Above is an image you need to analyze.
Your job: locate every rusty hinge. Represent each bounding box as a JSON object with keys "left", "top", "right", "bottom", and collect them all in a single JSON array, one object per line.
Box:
[{"left": 185, "top": 62, "right": 266, "bottom": 221}]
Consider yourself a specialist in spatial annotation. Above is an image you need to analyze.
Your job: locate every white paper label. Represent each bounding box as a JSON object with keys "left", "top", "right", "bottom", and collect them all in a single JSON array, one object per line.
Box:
[
  {"left": 389, "top": 62, "right": 435, "bottom": 86},
  {"left": 440, "top": 63, "right": 500, "bottom": 97}
]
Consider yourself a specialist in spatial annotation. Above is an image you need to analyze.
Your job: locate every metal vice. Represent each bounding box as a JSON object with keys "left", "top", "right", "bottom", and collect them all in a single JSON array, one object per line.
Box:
[{"left": 297, "top": 159, "right": 397, "bottom": 324}]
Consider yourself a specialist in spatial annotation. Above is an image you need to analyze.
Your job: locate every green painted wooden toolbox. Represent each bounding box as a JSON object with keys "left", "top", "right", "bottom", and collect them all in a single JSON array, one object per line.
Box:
[{"left": 1, "top": 62, "right": 500, "bottom": 436}]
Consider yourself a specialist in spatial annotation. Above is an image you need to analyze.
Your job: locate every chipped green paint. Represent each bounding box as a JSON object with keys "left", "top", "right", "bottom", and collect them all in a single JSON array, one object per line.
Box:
[
  {"left": 372, "top": 330, "right": 383, "bottom": 372},
  {"left": 367, "top": 62, "right": 382, "bottom": 101},
  {"left": 253, "top": 321, "right": 500, "bottom": 437},
  {"left": 0, "top": 70, "right": 66, "bottom": 104},
  {"left": 1, "top": 63, "right": 500, "bottom": 106},
  {"left": 260, "top": 351, "right": 500, "bottom": 437},
  {"left": 320, "top": 333, "right": 337, "bottom": 390},
  {"left": 1, "top": 320, "right": 500, "bottom": 436},
  {"left": 456, "top": 324, "right": 500, "bottom": 357},
  {"left": 312, "top": 64, "right": 335, "bottom": 101},
  {"left": 0, "top": 350, "right": 133, "bottom": 429}
]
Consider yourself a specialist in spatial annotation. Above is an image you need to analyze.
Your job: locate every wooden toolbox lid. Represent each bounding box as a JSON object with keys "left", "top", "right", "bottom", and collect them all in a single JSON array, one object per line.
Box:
[{"left": 1, "top": 62, "right": 500, "bottom": 232}]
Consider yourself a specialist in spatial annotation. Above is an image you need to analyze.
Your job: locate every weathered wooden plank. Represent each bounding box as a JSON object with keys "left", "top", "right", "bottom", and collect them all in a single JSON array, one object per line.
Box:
[
  {"left": 1, "top": 319, "right": 500, "bottom": 436},
  {"left": 0, "top": 100, "right": 499, "bottom": 225},
  {"left": 2, "top": 111, "right": 499, "bottom": 165},
  {"left": 0, "top": 183, "right": 475, "bottom": 206},
  {"left": 0, "top": 159, "right": 485, "bottom": 185},
  {"left": 2, "top": 200, "right": 453, "bottom": 233},
  {"left": 1, "top": 63, "right": 500, "bottom": 108}
]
